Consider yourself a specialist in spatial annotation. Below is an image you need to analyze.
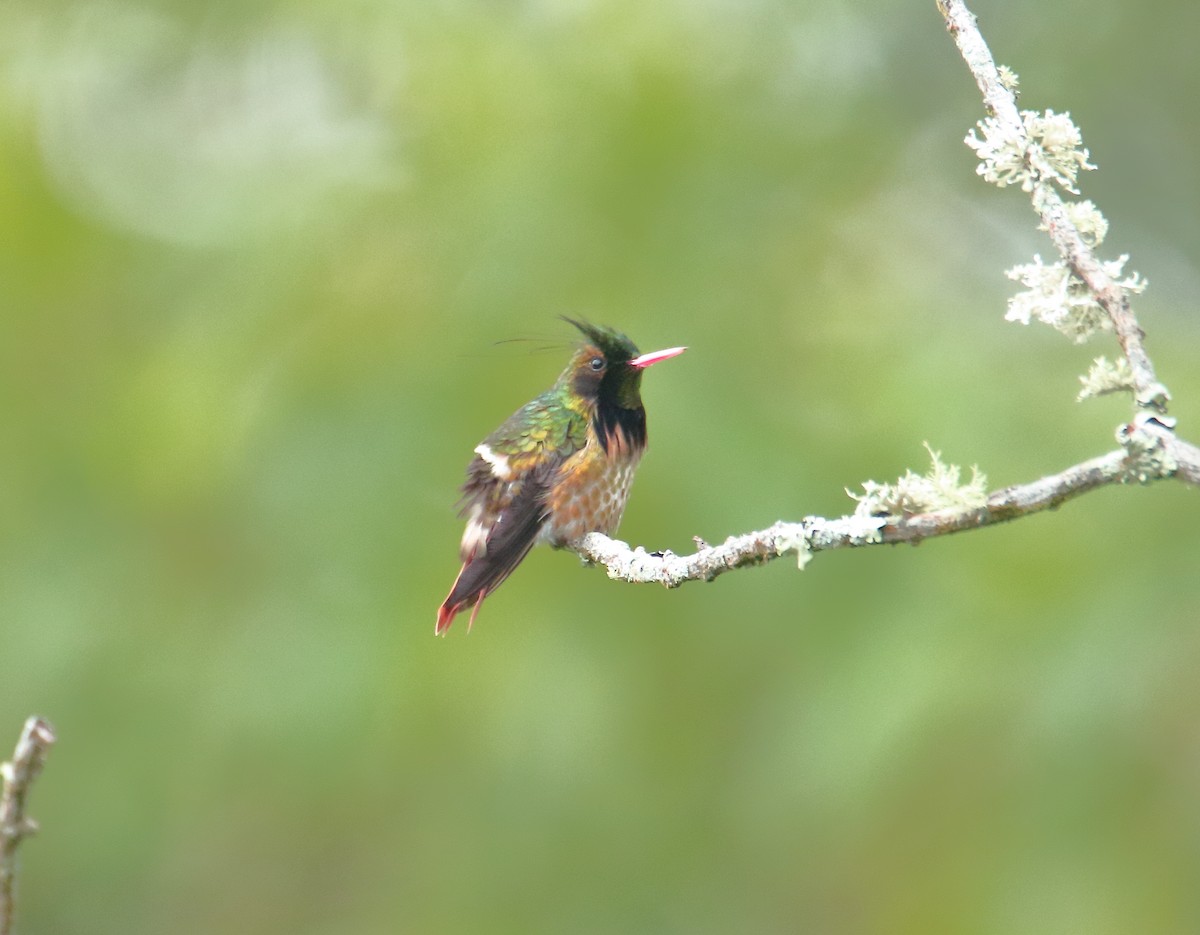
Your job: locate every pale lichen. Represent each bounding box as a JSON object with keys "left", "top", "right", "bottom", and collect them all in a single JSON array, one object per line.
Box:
[
  {"left": 849, "top": 444, "right": 988, "bottom": 517},
  {"left": 794, "top": 537, "right": 813, "bottom": 570},
  {"left": 846, "top": 514, "right": 886, "bottom": 545},
  {"left": 997, "top": 65, "right": 1019, "bottom": 93},
  {"left": 966, "top": 108, "right": 1095, "bottom": 194},
  {"left": 1117, "top": 414, "right": 1179, "bottom": 484},
  {"left": 1047, "top": 199, "right": 1108, "bottom": 248},
  {"left": 766, "top": 523, "right": 812, "bottom": 569},
  {"left": 1077, "top": 356, "right": 1135, "bottom": 401},
  {"left": 1005, "top": 253, "right": 1146, "bottom": 343}
]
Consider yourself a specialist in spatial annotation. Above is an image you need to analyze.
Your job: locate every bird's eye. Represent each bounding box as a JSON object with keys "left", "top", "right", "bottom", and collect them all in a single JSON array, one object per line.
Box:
[{"left": 589, "top": 356, "right": 605, "bottom": 371}]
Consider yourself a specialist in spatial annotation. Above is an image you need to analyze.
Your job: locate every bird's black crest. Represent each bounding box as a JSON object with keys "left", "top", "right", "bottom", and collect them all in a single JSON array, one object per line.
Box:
[
  {"left": 561, "top": 317, "right": 640, "bottom": 365},
  {"left": 561, "top": 317, "right": 648, "bottom": 455}
]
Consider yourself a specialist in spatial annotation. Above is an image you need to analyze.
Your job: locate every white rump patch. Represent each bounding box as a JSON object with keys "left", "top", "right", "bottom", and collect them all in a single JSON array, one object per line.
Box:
[
  {"left": 474, "top": 443, "right": 513, "bottom": 479},
  {"left": 460, "top": 503, "right": 488, "bottom": 558}
]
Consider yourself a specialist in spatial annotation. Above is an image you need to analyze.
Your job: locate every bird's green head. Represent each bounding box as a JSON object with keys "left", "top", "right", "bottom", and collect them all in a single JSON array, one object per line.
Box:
[{"left": 560, "top": 317, "right": 686, "bottom": 411}]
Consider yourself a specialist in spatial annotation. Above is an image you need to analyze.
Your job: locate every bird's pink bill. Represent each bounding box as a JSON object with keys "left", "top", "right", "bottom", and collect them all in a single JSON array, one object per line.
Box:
[{"left": 629, "top": 346, "right": 687, "bottom": 369}]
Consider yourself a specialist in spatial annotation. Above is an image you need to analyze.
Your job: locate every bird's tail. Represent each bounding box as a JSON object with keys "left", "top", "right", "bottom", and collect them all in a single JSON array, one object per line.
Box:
[
  {"left": 436, "top": 540, "right": 536, "bottom": 635},
  {"left": 436, "top": 563, "right": 483, "bottom": 635},
  {"left": 437, "top": 474, "right": 550, "bottom": 635}
]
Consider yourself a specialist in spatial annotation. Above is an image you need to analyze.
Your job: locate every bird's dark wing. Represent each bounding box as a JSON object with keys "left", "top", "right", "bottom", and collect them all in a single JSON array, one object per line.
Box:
[
  {"left": 436, "top": 458, "right": 558, "bottom": 634},
  {"left": 454, "top": 396, "right": 588, "bottom": 563},
  {"left": 437, "top": 395, "right": 589, "bottom": 634}
]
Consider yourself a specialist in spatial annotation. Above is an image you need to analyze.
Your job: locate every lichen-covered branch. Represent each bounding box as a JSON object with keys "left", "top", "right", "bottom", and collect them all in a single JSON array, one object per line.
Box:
[
  {"left": 570, "top": 0, "right": 1199, "bottom": 592},
  {"left": 0, "top": 717, "right": 56, "bottom": 935},
  {"left": 576, "top": 419, "right": 1199, "bottom": 587},
  {"left": 937, "top": 0, "right": 1168, "bottom": 411}
]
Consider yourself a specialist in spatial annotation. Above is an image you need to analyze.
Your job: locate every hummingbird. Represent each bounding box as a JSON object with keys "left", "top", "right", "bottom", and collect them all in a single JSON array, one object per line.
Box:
[{"left": 436, "top": 319, "right": 686, "bottom": 634}]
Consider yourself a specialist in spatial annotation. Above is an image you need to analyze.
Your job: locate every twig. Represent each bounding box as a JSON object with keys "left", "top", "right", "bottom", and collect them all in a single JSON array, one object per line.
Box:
[
  {"left": 0, "top": 717, "right": 56, "bottom": 935},
  {"left": 936, "top": 0, "right": 1169, "bottom": 411},
  {"left": 577, "top": 419, "right": 1198, "bottom": 587}
]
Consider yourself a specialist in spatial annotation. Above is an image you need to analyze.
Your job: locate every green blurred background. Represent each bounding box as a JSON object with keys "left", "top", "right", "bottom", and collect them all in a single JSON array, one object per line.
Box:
[{"left": 2, "top": 0, "right": 1198, "bottom": 931}]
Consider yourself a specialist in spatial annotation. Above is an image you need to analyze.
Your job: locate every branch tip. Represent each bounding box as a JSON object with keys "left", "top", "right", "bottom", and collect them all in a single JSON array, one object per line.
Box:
[{"left": 1, "top": 715, "right": 57, "bottom": 935}]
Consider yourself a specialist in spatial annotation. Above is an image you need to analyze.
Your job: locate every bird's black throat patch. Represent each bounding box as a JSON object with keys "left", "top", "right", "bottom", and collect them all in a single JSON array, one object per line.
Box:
[{"left": 593, "top": 400, "right": 647, "bottom": 456}]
